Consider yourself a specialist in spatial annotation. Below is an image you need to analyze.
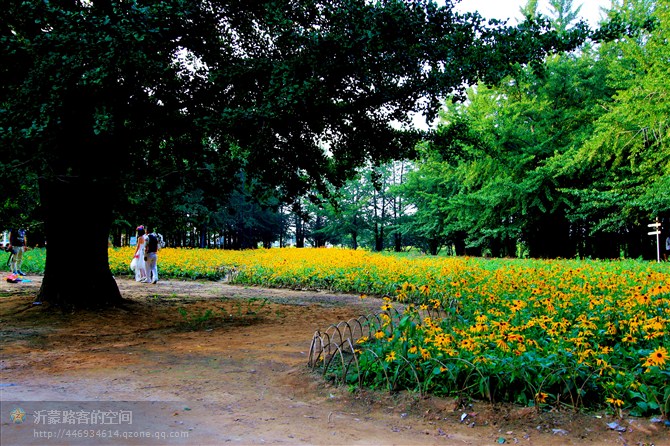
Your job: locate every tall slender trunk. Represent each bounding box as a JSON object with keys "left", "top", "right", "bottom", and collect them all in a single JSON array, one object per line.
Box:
[
  {"left": 199, "top": 223, "right": 208, "bottom": 248},
  {"left": 295, "top": 212, "right": 305, "bottom": 248}
]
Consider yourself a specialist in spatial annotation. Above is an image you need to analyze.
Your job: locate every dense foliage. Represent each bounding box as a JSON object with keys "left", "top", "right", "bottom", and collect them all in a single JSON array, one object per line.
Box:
[
  {"left": 394, "top": 0, "right": 669, "bottom": 259},
  {"left": 1, "top": 0, "right": 583, "bottom": 229}
]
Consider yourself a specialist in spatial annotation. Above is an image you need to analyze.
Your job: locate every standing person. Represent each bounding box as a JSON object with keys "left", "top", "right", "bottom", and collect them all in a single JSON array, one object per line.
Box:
[
  {"left": 145, "top": 229, "right": 160, "bottom": 284},
  {"left": 132, "top": 226, "right": 148, "bottom": 282},
  {"left": 9, "top": 228, "right": 27, "bottom": 276},
  {"left": 665, "top": 232, "right": 670, "bottom": 262}
]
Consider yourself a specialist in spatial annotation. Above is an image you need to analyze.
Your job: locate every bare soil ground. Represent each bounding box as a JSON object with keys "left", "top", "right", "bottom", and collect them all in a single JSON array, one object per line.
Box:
[{"left": 1, "top": 274, "right": 668, "bottom": 446}]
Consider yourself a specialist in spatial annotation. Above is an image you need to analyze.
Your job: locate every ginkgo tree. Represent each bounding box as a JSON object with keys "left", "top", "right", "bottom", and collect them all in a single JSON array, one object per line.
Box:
[
  {"left": 564, "top": 0, "right": 670, "bottom": 242},
  {"left": 394, "top": 0, "right": 664, "bottom": 259}
]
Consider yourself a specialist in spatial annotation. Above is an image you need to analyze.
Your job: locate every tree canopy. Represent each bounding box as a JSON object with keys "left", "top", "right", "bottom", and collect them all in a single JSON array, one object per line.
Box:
[
  {"left": 1, "top": 0, "right": 592, "bottom": 307},
  {"left": 2, "top": 0, "right": 591, "bottom": 191}
]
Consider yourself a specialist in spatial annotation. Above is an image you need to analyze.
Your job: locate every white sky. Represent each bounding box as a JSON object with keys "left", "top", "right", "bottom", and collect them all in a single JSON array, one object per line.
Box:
[{"left": 452, "top": 0, "right": 613, "bottom": 28}]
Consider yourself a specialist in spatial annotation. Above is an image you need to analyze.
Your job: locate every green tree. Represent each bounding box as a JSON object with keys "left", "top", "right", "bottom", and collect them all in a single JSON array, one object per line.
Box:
[
  {"left": 386, "top": 160, "right": 412, "bottom": 252},
  {"left": 397, "top": 144, "right": 455, "bottom": 255},
  {"left": 548, "top": 0, "right": 582, "bottom": 32},
  {"left": 520, "top": 0, "right": 540, "bottom": 19},
  {"left": 311, "top": 174, "right": 373, "bottom": 249},
  {"left": 1, "top": 0, "right": 590, "bottom": 308},
  {"left": 310, "top": 160, "right": 410, "bottom": 250},
  {"left": 403, "top": 0, "right": 665, "bottom": 259},
  {"left": 561, "top": 0, "right": 667, "bottom": 257},
  {"left": 407, "top": 26, "right": 614, "bottom": 257}
]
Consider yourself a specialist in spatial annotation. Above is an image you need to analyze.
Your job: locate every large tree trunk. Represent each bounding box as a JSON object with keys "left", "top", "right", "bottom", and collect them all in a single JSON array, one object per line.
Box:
[
  {"left": 37, "top": 178, "right": 122, "bottom": 308},
  {"left": 350, "top": 231, "right": 358, "bottom": 250},
  {"left": 394, "top": 232, "right": 402, "bottom": 252},
  {"left": 526, "top": 213, "right": 575, "bottom": 259},
  {"left": 428, "top": 238, "right": 439, "bottom": 256},
  {"left": 453, "top": 233, "right": 466, "bottom": 256}
]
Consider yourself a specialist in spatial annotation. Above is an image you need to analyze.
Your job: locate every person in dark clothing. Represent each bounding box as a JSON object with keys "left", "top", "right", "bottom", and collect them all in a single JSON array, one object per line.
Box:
[
  {"left": 8, "top": 228, "right": 27, "bottom": 275},
  {"left": 145, "top": 229, "right": 160, "bottom": 284}
]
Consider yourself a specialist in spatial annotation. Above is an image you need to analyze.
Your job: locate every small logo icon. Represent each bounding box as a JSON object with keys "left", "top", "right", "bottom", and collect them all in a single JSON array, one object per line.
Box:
[{"left": 10, "top": 407, "right": 26, "bottom": 424}]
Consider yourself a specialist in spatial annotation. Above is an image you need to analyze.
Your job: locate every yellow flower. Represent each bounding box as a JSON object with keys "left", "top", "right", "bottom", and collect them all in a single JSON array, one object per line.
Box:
[
  {"left": 535, "top": 392, "right": 548, "bottom": 404},
  {"left": 408, "top": 345, "right": 418, "bottom": 354},
  {"left": 644, "top": 346, "right": 668, "bottom": 368},
  {"left": 634, "top": 291, "right": 652, "bottom": 304},
  {"left": 460, "top": 339, "right": 475, "bottom": 351},
  {"left": 420, "top": 348, "right": 430, "bottom": 360},
  {"left": 510, "top": 299, "right": 526, "bottom": 313},
  {"left": 356, "top": 336, "right": 369, "bottom": 344},
  {"left": 508, "top": 333, "right": 524, "bottom": 343},
  {"left": 401, "top": 282, "right": 416, "bottom": 292},
  {"left": 374, "top": 330, "right": 385, "bottom": 340},
  {"left": 605, "top": 397, "right": 624, "bottom": 408},
  {"left": 359, "top": 293, "right": 368, "bottom": 300},
  {"left": 433, "top": 333, "right": 453, "bottom": 347},
  {"left": 495, "top": 338, "right": 510, "bottom": 352},
  {"left": 385, "top": 351, "right": 396, "bottom": 362},
  {"left": 469, "top": 323, "right": 487, "bottom": 333}
]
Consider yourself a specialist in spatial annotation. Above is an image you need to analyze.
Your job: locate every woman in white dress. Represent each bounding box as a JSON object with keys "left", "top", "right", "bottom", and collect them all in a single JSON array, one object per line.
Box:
[{"left": 131, "top": 225, "right": 148, "bottom": 282}]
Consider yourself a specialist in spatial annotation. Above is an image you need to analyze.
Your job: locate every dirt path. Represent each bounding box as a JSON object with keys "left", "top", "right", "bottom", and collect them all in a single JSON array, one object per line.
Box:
[{"left": 1, "top": 275, "right": 667, "bottom": 446}]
